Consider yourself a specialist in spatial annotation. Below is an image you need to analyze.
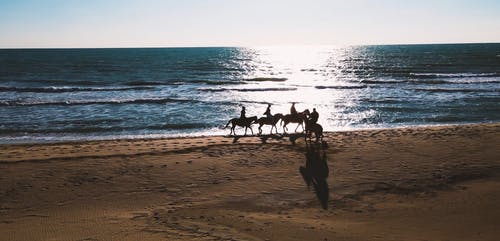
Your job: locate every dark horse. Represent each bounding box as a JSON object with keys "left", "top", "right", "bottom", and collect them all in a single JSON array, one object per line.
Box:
[
  {"left": 281, "top": 109, "right": 310, "bottom": 133},
  {"left": 256, "top": 113, "right": 284, "bottom": 135},
  {"left": 305, "top": 119, "right": 323, "bottom": 142},
  {"left": 224, "top": 116, "right": 257, "bottom": 136}
]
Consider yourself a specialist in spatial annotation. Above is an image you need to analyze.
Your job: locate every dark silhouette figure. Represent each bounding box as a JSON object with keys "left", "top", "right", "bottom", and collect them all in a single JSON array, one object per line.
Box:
[
  {"left": 305, "top": 118, "right": 323, "bottom": 143},
  {"left": 300, "top": 140, "right": 329, "bottom": 209},
  {"left": 309, "top": 108, "right": 319, "bottom": 124},
  {"left": 224, "top": 116, "right": 257, "bottom": 136},
  {"left": 256, "top": 113, "right": 283, "bottom": 135},
  {"left": 290, "top": 103, "right": 297, "bottom": 116},
  {"left": 263, "top": 104, "right": 272, "bottom": 118},
  {"left": 281, "top": 109, "right": 310, "bottom": 133},
  {"left": 240, "top": 106, "right": 246, "bottom": 119}
]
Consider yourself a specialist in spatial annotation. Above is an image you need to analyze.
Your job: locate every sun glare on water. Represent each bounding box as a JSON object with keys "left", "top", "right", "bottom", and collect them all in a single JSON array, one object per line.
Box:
[{"left": 218, "top": 45, "right": 373, "bottom": 132}]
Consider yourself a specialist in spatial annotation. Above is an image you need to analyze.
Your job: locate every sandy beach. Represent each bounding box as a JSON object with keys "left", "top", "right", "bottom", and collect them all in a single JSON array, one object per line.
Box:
[{"left": 0, "top": 123, "right": 499, "bottom": 241}]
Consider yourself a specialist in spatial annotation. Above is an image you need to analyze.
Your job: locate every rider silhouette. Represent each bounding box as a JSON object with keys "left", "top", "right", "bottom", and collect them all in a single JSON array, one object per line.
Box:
[
  {"left": 240, "top": 106, "right": 246, "bottom": 119},
  {"left": 290, "top": 103, "right": 297, "bottom": 116},
  {"left": 263, "top": 104, "right": 272, "bottom": 118},
  {"left": 309, "top": 108, "right": 319, "bottom": 124}
]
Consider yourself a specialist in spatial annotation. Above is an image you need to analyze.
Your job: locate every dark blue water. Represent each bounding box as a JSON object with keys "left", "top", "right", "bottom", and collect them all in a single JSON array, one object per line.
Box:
[{"left": 1, "top": 44, "right": 499, "bottom": 143}]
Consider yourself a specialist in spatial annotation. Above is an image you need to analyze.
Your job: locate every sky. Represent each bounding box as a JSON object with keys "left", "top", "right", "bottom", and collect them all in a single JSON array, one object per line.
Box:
[{"left": 1, "top": 0, "right": 499, "bottom": 48}]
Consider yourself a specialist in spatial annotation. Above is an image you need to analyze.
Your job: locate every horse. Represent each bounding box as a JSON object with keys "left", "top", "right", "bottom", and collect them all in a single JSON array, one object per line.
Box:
[
  {"left": 224, "top": 116, "right": 257, "bottom": 136},
  {"left": 256, "top": 113, "right": 284, "bottom": 135},
  {"left": 281, "top": 109, "right": 310, "bottom": 133},
  {"left": 305, "top": 119, "right": 323, "bottom": 143}
]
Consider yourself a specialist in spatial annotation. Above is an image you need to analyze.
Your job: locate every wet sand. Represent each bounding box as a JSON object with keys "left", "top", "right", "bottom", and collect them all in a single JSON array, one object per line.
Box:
[{"left": 1, "top": 123, "right": 499, "bottom": 241}]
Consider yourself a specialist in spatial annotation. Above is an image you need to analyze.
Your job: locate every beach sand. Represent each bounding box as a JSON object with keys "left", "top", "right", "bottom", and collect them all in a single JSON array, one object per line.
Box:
[{"left": 0, "top": 123, "right": 499, "bottom": 241}]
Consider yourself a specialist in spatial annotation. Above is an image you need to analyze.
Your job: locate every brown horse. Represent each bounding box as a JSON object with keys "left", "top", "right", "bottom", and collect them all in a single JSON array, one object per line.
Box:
[
  {"left": 305, "top": 119, "right": 323, "bottom": 142},
  {"left": 224, "top": 116, "right": 257, "bottom": 136},
  {"left": 281, "top": 109, "right": 310, "bottom": 133},
  {"left": 256, "top": 113, "right": 284, "bottom": 135}
]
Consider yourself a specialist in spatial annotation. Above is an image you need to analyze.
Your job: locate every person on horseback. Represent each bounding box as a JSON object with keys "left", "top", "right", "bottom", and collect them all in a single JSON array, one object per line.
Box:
[
  {"left": 309, "top": 108, "right": 319, "bottom": 124},
  {"left": 240, "top": 106, "right": 246, "bottom": 119},
  {"left": 290, "top": 103, "right": 297, "bottom": 117},
  {"left": 263, "top": 104, "right": 272, "bottom": 118}
]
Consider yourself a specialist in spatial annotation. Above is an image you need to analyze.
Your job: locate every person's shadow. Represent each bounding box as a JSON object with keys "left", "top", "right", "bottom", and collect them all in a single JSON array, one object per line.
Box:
[{"left": 299, "top": 140, "right": 330, "bottom": 209}]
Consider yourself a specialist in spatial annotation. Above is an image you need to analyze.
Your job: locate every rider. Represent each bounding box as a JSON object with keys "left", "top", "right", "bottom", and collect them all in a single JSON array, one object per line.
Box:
[
  {"left": 309, "top": 108, "right": 319, "bottom": 124},
  {"left": 290, "top": 103, "right": 297, "bottom": 116},
  {"left": 240, "top": 106, "right": 246, "bottom": 119},
  {"left": 263, "top": 104, "right": 272, "bottom": 118}
]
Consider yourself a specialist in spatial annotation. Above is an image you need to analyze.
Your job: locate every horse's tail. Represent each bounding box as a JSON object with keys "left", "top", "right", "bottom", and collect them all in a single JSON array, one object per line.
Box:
[{"left": 223, "top": 119, "right": 232, "bottom": 129}]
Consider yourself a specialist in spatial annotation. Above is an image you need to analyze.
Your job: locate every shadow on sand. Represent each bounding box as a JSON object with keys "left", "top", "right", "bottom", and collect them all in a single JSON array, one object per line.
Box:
[
  {"left": 229, "top": 133, "right": 306, "bottom": 144},
  {"left": 299, "top": 140, "right": 330, "bottom": 209}
]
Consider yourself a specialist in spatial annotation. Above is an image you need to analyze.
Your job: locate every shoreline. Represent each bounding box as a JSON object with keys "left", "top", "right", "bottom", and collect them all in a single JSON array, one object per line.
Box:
[
  {"left": 1, "top": 123, "right": 499, "bottom": 240},
  {"left": 1, "top": 121, "right": 498, "bottom": 146},
  {"left": 2, "top": 123, "right": 499, "bottom": 164}
]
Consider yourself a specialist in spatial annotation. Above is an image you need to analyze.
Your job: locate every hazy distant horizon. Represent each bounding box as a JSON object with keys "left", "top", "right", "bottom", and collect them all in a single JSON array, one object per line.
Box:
[{"left": 1, "top": 41, "right": 499, "bottom": 50}]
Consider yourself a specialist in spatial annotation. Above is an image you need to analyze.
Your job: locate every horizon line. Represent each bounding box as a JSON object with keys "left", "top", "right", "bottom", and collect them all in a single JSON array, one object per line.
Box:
[{"left": 1, "top": 41, "right": 499, "bottom": 50}]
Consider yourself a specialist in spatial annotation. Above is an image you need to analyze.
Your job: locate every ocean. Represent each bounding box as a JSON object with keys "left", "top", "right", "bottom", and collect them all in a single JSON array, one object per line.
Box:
[{"left": 0, "top": 44, "right": 499, "bottom": 143}]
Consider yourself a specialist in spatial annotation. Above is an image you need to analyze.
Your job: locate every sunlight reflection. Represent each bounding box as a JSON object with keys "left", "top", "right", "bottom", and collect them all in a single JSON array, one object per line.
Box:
[{"left": 217, "top": 45, "right": 373, "bottom": 131}]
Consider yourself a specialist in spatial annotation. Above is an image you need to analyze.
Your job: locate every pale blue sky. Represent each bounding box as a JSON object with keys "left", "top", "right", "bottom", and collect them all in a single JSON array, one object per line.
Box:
[{"left": 1, "top": 0, "right": 499, "bottom": 48}]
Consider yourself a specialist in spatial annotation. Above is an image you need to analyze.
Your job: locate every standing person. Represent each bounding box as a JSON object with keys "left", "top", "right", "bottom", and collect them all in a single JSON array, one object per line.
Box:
[
  {"left": 310, "top": 108, "right": 319, "bottom": 124},
  {"left": 290, "top": 103, "right": 297, "bottom": 116},
  {"left": 240, "top": 106, "right": 246, "bottom": 119},
  {"left": 263, "top": 104, "right": 272, "bottom": 118}
]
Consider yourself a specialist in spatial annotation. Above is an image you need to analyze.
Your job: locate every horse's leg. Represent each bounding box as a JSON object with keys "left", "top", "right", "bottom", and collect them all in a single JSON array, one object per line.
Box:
[
  {"left": 249, "top": 126, "right": 254, "bottom": 135},
  {"left": 315, "top": 129, "right": 322, "bottom": 143},
  {"left": 258, "top": 124, "right": 263, "bottom": 135},
  {"left": 295, "top": 123, "right": 300, "bottom": 133}
]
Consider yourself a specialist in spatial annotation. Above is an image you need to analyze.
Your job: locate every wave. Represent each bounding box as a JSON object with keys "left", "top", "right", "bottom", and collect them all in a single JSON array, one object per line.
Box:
[
  {"left": 407, "top": 79, "right": 455, "bottom": 84},
  {"left": 174, "top": 80, "right": 241, "bottom": 85},
  {"left": 198, "top": 87, "right": 297, "bottom": 92},
  {"left": 361, "top": 80, "right": 407, "bottom": 84},
  {"left": 409, "top": 73, "right": 500, "bottom": 78},
  {"left": 361, "top": 79, "right": 448, "bottom": 84},
  {"left": 315, "top": 85, "right": 367, "bottom": 89},
  {"left": 8, "top": 79, "right": 101, "bottom": 86},
  {"left": 47, "top": 118, "right": 123, "bottom": 126},
  {"left": 0, "top": 86, "right": 154, "bottom": 93},
  {"left": 361, "top": 98, "right": 401, "bottom": 104},
  {"left": 240, "top": 100, "right": 274, "bottom": 105},
  {"left": 158, "top": 123, "right": 213, "bottom": 130},
  {"left": 125, "top": 81, "right": 165, "bottom": 86},
  {"left": 244, "top": 77, "right": 288, "bottom": 82},
  {"left": 0, "top": 126, "right": 132, "bottom": 135},
  {"left": 362, "top": 78, "right": 500, "bottom": 85},
  {"left": 0, "top": 123, "right": 212, "bottom": 135},
  {"left": 412, "top": 88, "right": 500, "bottom": 93},
  {"left": 125, "top": 79, "right": 239, "bottom": 86},
  {"left": 0, "top": 97, "right": 199, "bottom": 107},
  {"left": 187, "top": 80, "right": 239, "bottom": 85}
]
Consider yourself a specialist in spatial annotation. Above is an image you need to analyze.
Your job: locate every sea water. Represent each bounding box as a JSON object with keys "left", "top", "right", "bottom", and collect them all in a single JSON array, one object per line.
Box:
[{"left": 0, "top": 44, "right": 499, "bottom": 143}]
